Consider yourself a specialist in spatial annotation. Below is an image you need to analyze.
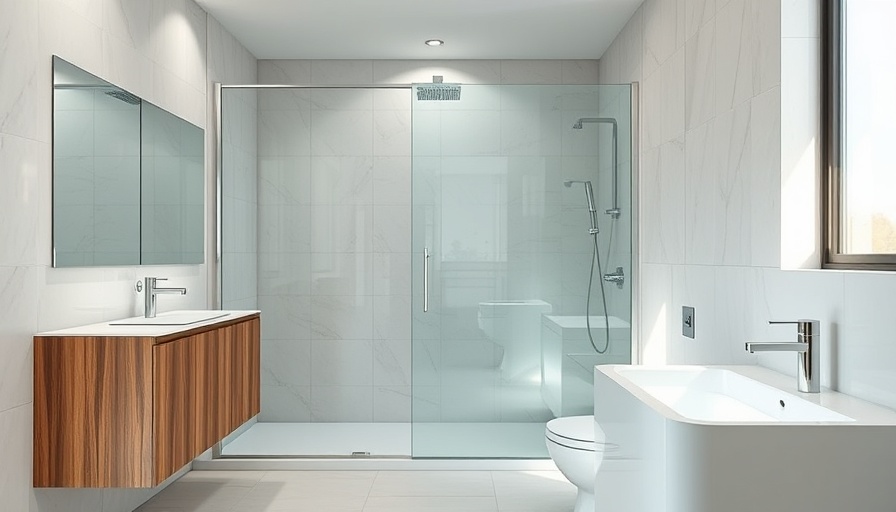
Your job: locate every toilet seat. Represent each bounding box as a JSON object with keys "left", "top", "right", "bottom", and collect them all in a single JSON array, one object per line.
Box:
[{"left": 546, "top": 416, "right": 595, "bottom": 451}]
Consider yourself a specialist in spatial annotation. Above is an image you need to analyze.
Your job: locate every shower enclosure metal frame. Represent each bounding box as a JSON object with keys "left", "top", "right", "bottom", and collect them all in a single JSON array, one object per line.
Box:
[{"left": 210, "top": 81, "right": 642, "bottom": 461}]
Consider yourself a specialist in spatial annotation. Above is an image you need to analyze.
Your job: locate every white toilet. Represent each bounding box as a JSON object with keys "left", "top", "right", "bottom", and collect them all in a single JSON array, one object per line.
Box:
[{"left": 545, "top": 415, "right": 604, "bottom": 512}]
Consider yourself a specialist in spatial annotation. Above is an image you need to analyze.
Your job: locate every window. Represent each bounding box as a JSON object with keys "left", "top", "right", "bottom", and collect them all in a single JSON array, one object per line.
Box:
[{"left": 825, "top": 0, "right": 896, "bottom": 269}]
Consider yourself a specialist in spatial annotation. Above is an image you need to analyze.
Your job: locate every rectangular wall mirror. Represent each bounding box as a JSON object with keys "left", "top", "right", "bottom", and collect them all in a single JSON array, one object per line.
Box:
[{"left": 52, "top": 56, "right": 204, "bottom": 267}]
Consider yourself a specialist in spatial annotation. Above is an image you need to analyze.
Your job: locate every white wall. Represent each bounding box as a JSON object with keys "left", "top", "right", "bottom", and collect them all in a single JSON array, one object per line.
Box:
[
  {"left": 603, "top": 0, "right": 896, "bottom": 410},
  {"left": 0, "top": 1, "right": 256, "bottom": 510}
]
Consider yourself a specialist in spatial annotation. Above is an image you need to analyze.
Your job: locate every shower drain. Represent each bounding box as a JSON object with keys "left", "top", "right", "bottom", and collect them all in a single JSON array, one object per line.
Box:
[{"left": 351, "top": 451, "right": 371, "bottom": 457}]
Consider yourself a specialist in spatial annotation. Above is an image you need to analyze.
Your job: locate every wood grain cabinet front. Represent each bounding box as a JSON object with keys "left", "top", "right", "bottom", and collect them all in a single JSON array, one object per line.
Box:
[{"left": 33, "top": 314, "right": 260, "bottom": 488}]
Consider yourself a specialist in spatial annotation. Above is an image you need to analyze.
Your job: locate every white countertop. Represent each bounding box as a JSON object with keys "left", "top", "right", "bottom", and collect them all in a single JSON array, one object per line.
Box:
[{"left": 35, "top": 310, "right": 260, "bottom": 338}]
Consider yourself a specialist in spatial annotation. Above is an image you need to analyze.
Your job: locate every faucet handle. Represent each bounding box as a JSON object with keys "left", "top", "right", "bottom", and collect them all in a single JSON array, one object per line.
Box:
[{"left": 769, "top": 320, "right": 820, "bottom": 337}]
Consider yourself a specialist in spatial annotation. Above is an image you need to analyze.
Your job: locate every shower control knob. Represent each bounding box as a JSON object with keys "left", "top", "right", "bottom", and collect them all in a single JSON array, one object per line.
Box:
[{"left": 603, "top": 267, "right": 625, "bottom": 289}]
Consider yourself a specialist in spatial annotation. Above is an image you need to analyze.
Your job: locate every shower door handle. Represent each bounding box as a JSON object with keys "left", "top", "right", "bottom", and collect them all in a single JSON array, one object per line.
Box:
[{"left": 423, "top": 247, "right": 431, "bottom": 312}]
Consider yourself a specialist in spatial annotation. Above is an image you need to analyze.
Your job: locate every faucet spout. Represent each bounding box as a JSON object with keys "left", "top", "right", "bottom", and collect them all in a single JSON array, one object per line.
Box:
[{"left": 745, "top": 341, "right": 808, "bottom": 353}]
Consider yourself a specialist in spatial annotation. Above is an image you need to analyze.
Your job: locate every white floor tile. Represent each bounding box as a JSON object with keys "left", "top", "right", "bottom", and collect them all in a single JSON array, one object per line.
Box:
[
  {"left": 138, "top": 469, "right": 577, "bottom": 512},
  {"left": 362, "top": 496, "right": 499, "bottom": 512},
  {"left": 368, "top": 470, "right": 495, "bottom": 497}
]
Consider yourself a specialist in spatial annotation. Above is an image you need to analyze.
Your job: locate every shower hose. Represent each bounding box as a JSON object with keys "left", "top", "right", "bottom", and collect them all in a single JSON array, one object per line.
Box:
[{"left": 586, "top": 222, "right": 613, "bottom": 354}]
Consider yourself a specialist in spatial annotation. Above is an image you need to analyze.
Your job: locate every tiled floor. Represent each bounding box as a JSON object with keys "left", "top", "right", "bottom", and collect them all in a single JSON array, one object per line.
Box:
[{"left": 135, "top": 470, "right": 576, "bottom": 512}]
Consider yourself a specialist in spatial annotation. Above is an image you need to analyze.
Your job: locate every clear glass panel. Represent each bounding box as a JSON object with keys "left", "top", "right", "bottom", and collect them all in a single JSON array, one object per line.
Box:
[
  {"left": 411, "top": 84, "right": 633, "bottom": 458},
  {"left": 220, "top": 86, "right": 414, "bottom": 457},
  {"left": 841, "top": 0, "right": 896, "bottom": 254}
]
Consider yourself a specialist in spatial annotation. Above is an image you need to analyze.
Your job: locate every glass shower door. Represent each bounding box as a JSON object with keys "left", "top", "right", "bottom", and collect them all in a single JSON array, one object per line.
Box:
[{"left": 411, "top": 84, "right": 633, "bottom": 458}]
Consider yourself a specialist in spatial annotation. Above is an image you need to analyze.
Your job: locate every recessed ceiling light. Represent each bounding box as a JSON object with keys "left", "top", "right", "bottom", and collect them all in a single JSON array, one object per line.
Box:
[{"left": 425, "top": 39, "right": 444, "bottom": 47}]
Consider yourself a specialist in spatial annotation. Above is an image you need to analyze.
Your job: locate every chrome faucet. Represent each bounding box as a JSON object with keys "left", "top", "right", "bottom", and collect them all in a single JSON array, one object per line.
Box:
[
  {"left": 144, "top": 277, "right": 187, "bottom": 318},
  {"left": 745, "top": 319, "right": 820, "bottom": 393}
]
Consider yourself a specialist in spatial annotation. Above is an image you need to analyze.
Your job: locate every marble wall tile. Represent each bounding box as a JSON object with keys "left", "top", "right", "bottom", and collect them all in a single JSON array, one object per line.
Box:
[
  {"left": 642, "top": 0, "right": 685, "bottom": 79},
  {"left": 0, "top": 1, "right": 40, "bottom": 141},
  {"left": 373, "top": 109, "right": 412, "bottom": 157},
  {"left": 617, "top": 8, "right": 644, "bottom": 84},
  {"left": 259, "top": 383, "right": 312, "bottom": 422},
  {"left": 310, "top": 295, "right": 374, "bottom": 340},
  {"left": 373, "top": 338, "right": 412, "bottom": 386},
  {"left": 372, "top": 60, "right": 502, "bottom": 85},
  {"left": 684, "top": 0, "right": 716, "bottom": 41},
  {"left": 561, "top": 60, "right": 600, "bottom": 85},
  {"left": 310, "top": 110, "right": 374, "bottom": 156},
  {"left": 660, "top": 48, "right": 686, "bottom": 143},
  {"left": 372, "top": 253, "right": 411, "bottom": 297},
  {"left": 750, "top": 0, "right": 782, "bottom": 94},
  {"left": 262, "top": 339, "right": 312, "bottom": 388},
  {"left": 309, "top": 252, "right": 373, "bottom": 296},
  {"left": 0, "top": 135, "right": 46, "bottom": 266},
  {"left": 373, "top": 386, "right": 411, "bottom": 422},
  {"left": 258, "top": 59, "right": 312, "bottom": 84},
  {"left": 0, "top": 405, "right": 30, "bottom": 512},
  {"left": 257, "top": 251, "right": 310, "bottom": 297},
  {"left": 258, "top": 156, "right": 311, "bottom": 206},
  {"left": 684, "top": 18, "right": 716, "bottom": 130},
  {"left": 641, "top": 139, "right": 686, "bottom": 264},
  {"left": 311, "top": 60, "right": 374, "bottom": 85},
  {"left": 373, "top": 295, "right": 412, "bottom": 342},
  {"left": 373, "top": 156, "right": 411, "bottom": 205},
  {"left": 310, "top": 156, "right": 373, "bottom": 205},
  {"left": 640, "top": 68, "right": 662, "bottom": 150},
  {"left": 685, "top": 102, "right": 751, "bottom": 266},
  {"left": 311, "top": 339, "right": 374, "bottom": 386},
  {"left": 439, "top": 111, "right": 501, "bottom": 156},
  {"left": 749, "top": 88, "right": 781, "bottom": 268},
  {"left": 372, "top": 205, "right": 411, "bottom": 254},
  {"left": 310, "top": 386, "right": 374, "bottom": 422},
  {"left": 102, "top": 0, "right": 152, "bottom": 55},
  {"left": 257, "top": 295, "right": 313, "bottom": 340},
  {"left": 258, "top": 204, "right": 312, "bottom": 253},
  {"left": 714, "top": 0, "right": 754, "bottom": 115},
  {"left": 500, "top": 60, "right": 563, "bottom": 85}
]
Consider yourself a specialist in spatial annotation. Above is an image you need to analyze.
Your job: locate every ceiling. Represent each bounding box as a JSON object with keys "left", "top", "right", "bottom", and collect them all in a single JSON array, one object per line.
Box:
[{"left": 194, "top": 0, "right": 644, "bottom": 60}]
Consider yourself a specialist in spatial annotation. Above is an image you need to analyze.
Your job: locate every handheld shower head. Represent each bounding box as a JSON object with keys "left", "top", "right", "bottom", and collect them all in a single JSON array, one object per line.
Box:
[{"left": 564, "top": 180, "right": 598, "bottom": 232}]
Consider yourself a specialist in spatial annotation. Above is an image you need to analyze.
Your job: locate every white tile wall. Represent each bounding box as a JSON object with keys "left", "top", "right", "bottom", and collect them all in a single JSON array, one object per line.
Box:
[
  {"left": 602, "top": 0, "right": 896, "bottom": 412},
  {"left": 0, "top": 1, "right": 256, "bottom": 510}
]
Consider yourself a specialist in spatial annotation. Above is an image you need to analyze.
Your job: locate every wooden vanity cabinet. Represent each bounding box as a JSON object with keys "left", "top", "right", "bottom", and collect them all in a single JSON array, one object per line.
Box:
[{"left": 33, "top": 314, "right": 260, "bottom": 488}]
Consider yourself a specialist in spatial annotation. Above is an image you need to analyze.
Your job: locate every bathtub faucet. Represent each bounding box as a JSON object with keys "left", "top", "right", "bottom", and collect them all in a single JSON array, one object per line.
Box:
[{"left": 745, "top": 319, "right": 820, "bottom": 393}]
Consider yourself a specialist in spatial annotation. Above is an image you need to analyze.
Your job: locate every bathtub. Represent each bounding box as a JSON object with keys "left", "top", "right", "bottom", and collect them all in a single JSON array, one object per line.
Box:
[{"left": 593, "top": 365, "right": 896, "bottom": 512}]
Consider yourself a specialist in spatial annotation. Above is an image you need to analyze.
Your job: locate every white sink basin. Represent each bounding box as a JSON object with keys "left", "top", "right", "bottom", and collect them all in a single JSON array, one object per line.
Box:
[
  {"left": 594, "top": 365, "right": 896, "bottom": 512},
  {"left": 614, "top": 366, "right": 853, "bottom": 423},
  {"left": 110, "top": 311, "right": 229, "bottom": 326}
]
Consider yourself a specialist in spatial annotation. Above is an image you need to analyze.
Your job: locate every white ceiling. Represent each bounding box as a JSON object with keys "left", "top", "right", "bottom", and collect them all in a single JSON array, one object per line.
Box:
[{"left": 194, "top": 0, "right": 644, "bottom": 60}]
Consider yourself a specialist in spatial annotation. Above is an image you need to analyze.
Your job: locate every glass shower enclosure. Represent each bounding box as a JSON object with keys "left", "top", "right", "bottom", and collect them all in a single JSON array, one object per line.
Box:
[{"left": 217, "top": 82, "right": 635, "bottom": 459}]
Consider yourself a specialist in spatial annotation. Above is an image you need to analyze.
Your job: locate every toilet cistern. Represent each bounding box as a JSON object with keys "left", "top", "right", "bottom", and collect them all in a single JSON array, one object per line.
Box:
[
  {"left": 143, "top": 277, "right": 187, "bottom": 318},
  {"left": 745, "top": 319, "right": 820, "bottom": 393}
]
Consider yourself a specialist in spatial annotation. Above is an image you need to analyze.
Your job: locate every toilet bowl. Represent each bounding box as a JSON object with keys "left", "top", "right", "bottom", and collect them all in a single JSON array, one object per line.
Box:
[{"left": 545, "top": 415, "right": 605, "bottom": 512}]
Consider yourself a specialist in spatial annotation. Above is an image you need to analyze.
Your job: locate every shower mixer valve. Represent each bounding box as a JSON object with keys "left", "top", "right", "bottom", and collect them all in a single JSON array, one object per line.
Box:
[{"left": 603, "top": 267, "right": 625, "bottom": 289}]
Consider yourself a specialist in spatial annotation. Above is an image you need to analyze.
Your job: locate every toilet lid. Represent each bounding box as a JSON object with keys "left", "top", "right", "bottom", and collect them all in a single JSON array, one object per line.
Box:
[{"left": 545, "top": 416, "right": 595, "bottom": 451}]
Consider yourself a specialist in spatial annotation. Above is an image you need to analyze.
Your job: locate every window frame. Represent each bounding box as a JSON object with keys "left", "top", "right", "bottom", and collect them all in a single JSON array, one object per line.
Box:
[{"left": 823, "top": 0, "right": 896, "bottom": 270}]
